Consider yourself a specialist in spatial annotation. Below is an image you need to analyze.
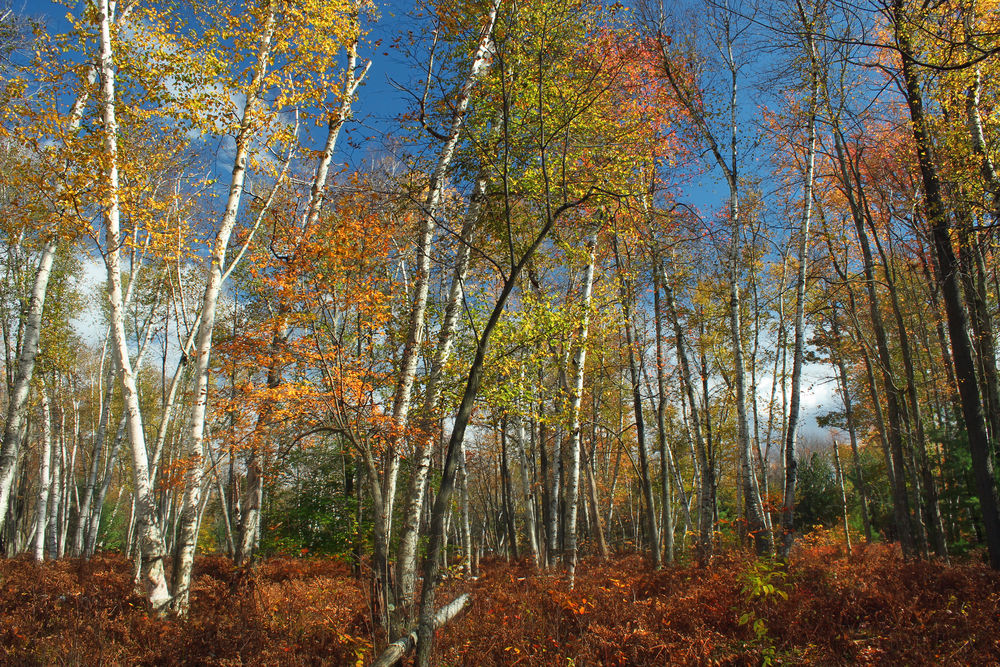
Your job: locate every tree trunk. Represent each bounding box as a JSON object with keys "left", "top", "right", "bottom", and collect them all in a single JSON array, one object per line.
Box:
[
  {"left": 613, "top": 235, "right": 661, "bottom": 568},
  {"left": 651, "top": 259, "right": 674, "bottom": 565},
  {"left": 0, "top": 52, "right": 100, "bottom": 535},
  {"left": 515, "top": 410, "right": 541, "bottom": 566},
  {"left": 779, "top": 21, "right": 817, "bottom": 559},
  {"left": 893, "top": 2, "right": 1000, "bottom": 568},
  {"left": 499, "top": 419, "right": 520, "bottom": 561},
  {"left": 833, "top": 441, "right": 852, "bottom": 555},
  {"left": 171, "top": 6, "right": 279, "bottom": 615},
  {"left": 829, "top": 124, "right": 915, "bottom": 555},
  {"left": 563, "top": 231, "right": 597, "bottom": 586},
  {"left": 831, "top": 310, "right": 872, "bottom": 543},
  {"left": 413, "top": 179, "right": 587, "bottom": 667},
  {"left": 382, "top": 10, "right": 499, "bottom": 595},
  {"left": 663, "top": 274, "right": 715, "bottom": 564},
  {"left": 394, "top": 174, "right": 485, "bottom": 626},
  {"left": 97, "top": 0, "right": 170, "bottom": 613},
  {"left": 32, "top": 386, "right": 51, "bottom": 562},
  {"left": 371, "top": 593, "right": 472, "bottom": 667}
]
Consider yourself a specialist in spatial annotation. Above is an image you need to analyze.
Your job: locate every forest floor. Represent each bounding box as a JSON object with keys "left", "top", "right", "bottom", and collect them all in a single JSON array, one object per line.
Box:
[{"left": 1, "top": 532, "right": 998, "bottom": 665}]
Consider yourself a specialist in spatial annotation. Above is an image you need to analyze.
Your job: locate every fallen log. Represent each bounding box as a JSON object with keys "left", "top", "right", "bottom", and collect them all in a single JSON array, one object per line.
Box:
[{"left": 370, "top": 592, "right": 472, "bottom": 667}]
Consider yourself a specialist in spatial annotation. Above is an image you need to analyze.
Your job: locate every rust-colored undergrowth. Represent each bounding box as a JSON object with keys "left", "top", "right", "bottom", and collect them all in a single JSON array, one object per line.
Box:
[
  {"left": 1, "top": 536, "right": 997, "bottom": 665},
  {"left": 0, "top": 555, "right": 372, "bottom": 665}
]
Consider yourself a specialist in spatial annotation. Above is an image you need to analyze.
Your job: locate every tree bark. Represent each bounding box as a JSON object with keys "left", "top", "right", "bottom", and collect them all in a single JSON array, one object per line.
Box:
[
  {"left": 413, "top": 187, "right": 589, "bottom": 666},
  {"left": 829, "top": 123, "right": 915, "bottom": 555},
  {"left": 381, "top": 8, "right": 499, "bottom": 591},
  {"left": 830, "top": 310, "right": 872, "bottom": 543},
  {"left": 0, "top": 51, "right": 101, "bottom": 536},
  {"left": 394, "top": 174, "right": 486, "bottom": 626},
  {"left": 651, "top": 258, "right": 675, "bottom": 564},
  {"left": 892, "top": 1, "right": 1000, "bottom": 568},
  {"left": 613, "top": 235, "right": 661, "bottom": 568},
  {"left": 371, "top": 593, "right": 471, "bottom": 667},
  {"left": 32, "top": 386, "right": 51, "bottom": 562},
  {"left": 171, "top": 5, "right": 279, "bottom": 615},
  {"left": 564, "top": 231, "right": 597, "bottom": 586},
  {"left": 779, "top": 15, "right": 818, "bottom": 559},
  {"left": 663, "top": 273, "right": 715, "bottom": 564},
  {"left": 97, "top": 0, "right": 170, "bottom": 613},
  {"left": 833, "top": 441, "right": 852, "bottom": 555}
]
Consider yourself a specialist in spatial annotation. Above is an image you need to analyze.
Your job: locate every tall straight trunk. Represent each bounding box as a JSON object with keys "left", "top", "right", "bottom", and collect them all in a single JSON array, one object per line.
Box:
[
  {"left": 663, "top": 275, "right": 714, "bottom": 563},
  {"left": 873, "top": 221, "right": 947, "bottom": 559},
  {"left": 547, "top": 416, "right": 561, "bottom": 566},
  {"left": 963, "top": 5, "right": 1000, "bottom": 222},
  {"left": 831, "top": 311, "right": 872, "bottom": 542},
  {"left": 171, "top": 6, "right": 278, "bottom": 615},
  {"left": 394, "top": 174, "right": 485, "bottom": 625},
  {"left": 59, "top": 400, "right": 77, "bottom": 557},
  {"left": 658, "top": 22, "right": 766, "bottom": 552},
  {"left": 584, "top": 437, "right": 609, "bottom": 559},
  {"left": 829, "top": 125, "right": 914, "bottom": 554},
  {"left": 962, "top": 7, "right": 1000, "bottom": 443},
  {"left": 833, "top": 442, "right": 852, "bottom": 555},
  {"left": 499, "top": 420, "right": 519, "bottom": 561},
  {"left": 564, "top": 231, "right": 597, "bottom": 586},
  {"left": 537, "top": 404, "right": 552, "bottom": 565},
  {"left": 47, "top": 429, "right": 62, "bottom": 558},
  {"left": 86, "top": 301, "right": 159, "bottom": 557},
  {"left": 967, "top": 238, "right": 1000, "bottom": 444},
  {"left": 955, "top": 215, "right": 1000, "bottom": 446},
  {"left": 613, "top": 236, "right": 660, "bottom": 568},
  {"left": 97, "top": 0, "right": 170, "bottom": 613},
  {"left": 82, "top": 419, "right": 122, "bottom": 556},
  {"left": 893, "top": 3, "right": 1000, "bottom": 568},
  {"left": 651, "top": 260, "right": 674, "bottom": 564},
  {"left": 73, "top": 367, "right": 113, "bottom": 557},
  {"left": 723, "top": 46, "right": 769, "bottom": 558},
  {"left": 515, "top": 411, "right": 541, "bottom": 566},
  {"left": 0, "top": 241, "right": 57, "bottom": 537},
  {"left": 457, "top": 444, "right": 473, "bottom": 576},
  {"left": 234, "top": 315, "right": 288, "bottom": 566},
  {"left": 32, "top": 387, "right": 51, "bottom": 562},
  {"left": 779, "top": 26, "right": 817, "bottom": 559}
]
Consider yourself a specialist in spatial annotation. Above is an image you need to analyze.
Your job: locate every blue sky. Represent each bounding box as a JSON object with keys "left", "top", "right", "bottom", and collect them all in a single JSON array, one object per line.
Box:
[{"left": 19, "top": 0, "right": 840, "bottom": 442}]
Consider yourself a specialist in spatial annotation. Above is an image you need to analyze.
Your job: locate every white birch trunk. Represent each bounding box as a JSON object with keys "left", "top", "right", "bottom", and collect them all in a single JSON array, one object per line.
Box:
[
  {"left": 662, "top": 272, "right": 715, "bottom": 563},
  {"left": 381, "top": 7, "right": 499, "bottom": 568},
  {"left": 516, "top": 411, "right": 541, "bottom": 566},
  {"left": 0, "top": 2, "right": 130, "bottom": 536},
  {"left": 85, "top": 297, "right": 159, "bottom": 556},
  {"left": 97, "top": 0, "right": 171, "bottom": 613},
  {"left": 779, "top": 12, "right": 818, "bottom": 559},
  {"left": 564, "top": 231, "right": 597, "bottom": 587},
  {"left": 32, "top": 387, "right": 51, "bottom": 562},
  {"left": 303, "top": 41, "right": 369, "bottom": 230},
  {"left": 394, "top": 174, "right": 486, "bottom": 624},
  {"left": 47, "top": 427, "right": 62, "bottom": 558},
  {"left": 170, "top": 6, "right": 278, "bottom": 615},
  {"left": 0, "top": 240, "right": 57, "bottom": 534}
]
